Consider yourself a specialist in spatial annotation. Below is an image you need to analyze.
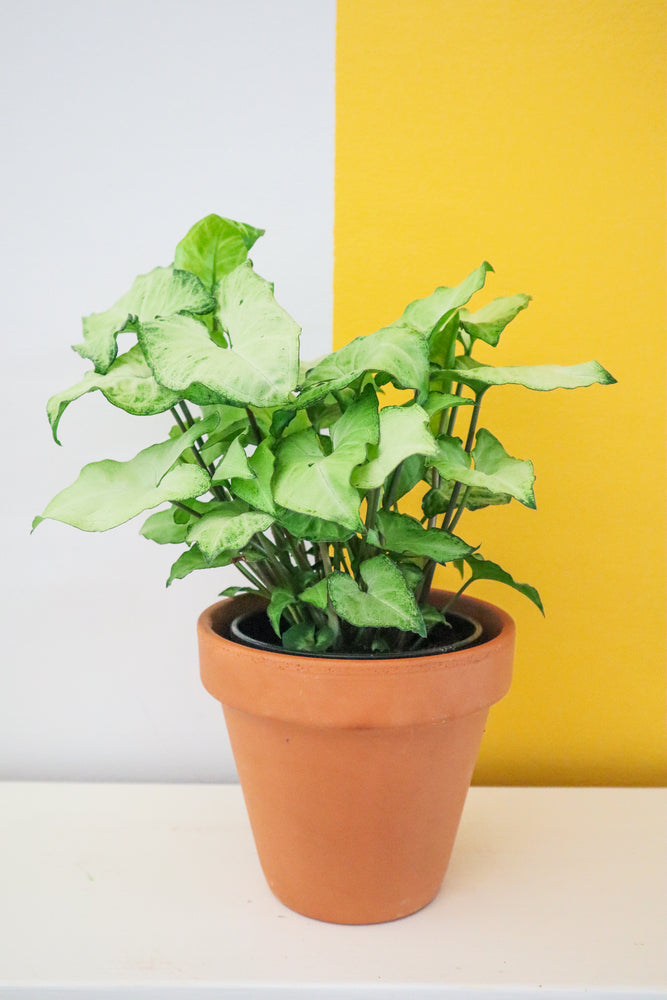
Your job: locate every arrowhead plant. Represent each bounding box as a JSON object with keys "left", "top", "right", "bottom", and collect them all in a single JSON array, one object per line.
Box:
[{"left": 35, "top": 213, "right": 616, "bottom": 654}]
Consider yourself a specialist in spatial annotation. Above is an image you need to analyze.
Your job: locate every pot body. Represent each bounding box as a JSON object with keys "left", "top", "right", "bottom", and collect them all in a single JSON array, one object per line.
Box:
[{"left": 198, "top": 590, "right": 515, "bottom": 924}]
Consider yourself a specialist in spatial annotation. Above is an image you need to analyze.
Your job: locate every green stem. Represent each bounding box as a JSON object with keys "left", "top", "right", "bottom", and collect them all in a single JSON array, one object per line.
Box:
[
  {"left": 170, "top": 406, "right": 225, "bottom": 499},
  {"left": 246, "top": 407, "right": 262, "bottom": 445},
  {"left": 235, "top": 561, "right": 270, "bottom": 597},
  {"left": 170, "top": 500, "right": 202, "bottom": 519},
  {"left": 318, "top": 542, "right": 333, "bottom": 577},
  {"left": 442, "top": 391, "right": 485, "bottom": 532},
  {"left": 448, "top": 484, "right": 471, "bottom": 534}
]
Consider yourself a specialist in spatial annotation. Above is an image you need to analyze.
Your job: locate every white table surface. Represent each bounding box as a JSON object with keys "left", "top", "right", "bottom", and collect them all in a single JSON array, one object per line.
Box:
[{"left": 0, "top": 783, "right": 664, "bottom": 999}]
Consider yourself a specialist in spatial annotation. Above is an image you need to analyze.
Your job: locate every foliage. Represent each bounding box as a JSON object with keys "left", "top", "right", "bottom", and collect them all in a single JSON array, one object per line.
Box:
[{"left": 35, "top": 214, "right": 616, "bottom": 653}]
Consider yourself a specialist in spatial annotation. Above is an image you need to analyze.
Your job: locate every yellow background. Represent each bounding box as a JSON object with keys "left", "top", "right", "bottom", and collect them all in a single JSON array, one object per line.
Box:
[{"left": 334, "top": 0, "right": 666, "bottom": 785}]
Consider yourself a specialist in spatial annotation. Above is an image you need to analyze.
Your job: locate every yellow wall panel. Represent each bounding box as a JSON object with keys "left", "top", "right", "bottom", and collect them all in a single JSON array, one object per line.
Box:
[{"left": 335, "top": 0, "right": 666, "bottom": 785}]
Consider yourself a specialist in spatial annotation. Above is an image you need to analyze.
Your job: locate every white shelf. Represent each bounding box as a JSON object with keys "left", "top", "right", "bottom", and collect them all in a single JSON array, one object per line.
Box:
[{"left": 0, "top": 783, "right": 664, "bottom": 999}]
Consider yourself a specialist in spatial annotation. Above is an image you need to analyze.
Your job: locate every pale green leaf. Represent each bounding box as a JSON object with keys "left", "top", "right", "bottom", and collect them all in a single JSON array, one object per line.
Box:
[
  {"left": 331, "top": 383, "right": 379, "bottom": 454},
  {"left": 138, "top": 262, "right": 300, "bottom": 406},
  {"left": 187, "top": 501, "right": 273, "bottom": 560},
  {"left": 212, "top": 435, "right": 254, "bottom": 483},
  {"left": 74, "top": 266, "right": 214, "bottom": 374},
  {"left": 423, "top": 391, "right": 474, "bottom": 419},
  {"left": 328, "top": 555, "right": 426, "bottom": 635},
  {"left": 432, "top": 433, "right": 536, "bottom": 508},
  {"left": 47, "top": 345, "right": 181, "bottom": 444},
  {"left": 472, "top": 429, "right": 536, "bottom": 508},
  {"left": 352, "top": 405, "right": 437, "bottom": 490},
  {"left": 166, "top": 544, "right": 234, "bottom": 587},
  {"left": 140, "top": 500, "right": 210, "bottom": 544},
  {"left": 300, "top": 325, "right": 429, "bottom": 404},
  {"left": 273, "top": 429, "right": 364, "bottom": 532},
  {"left": 35, "top": 417, "right": 216, "bottom": 532},
  {"left": 231, "top": 439, "right": 276, "bottom": 514},
  {"left": 459, "top": 293, "right": 531, "bottom": 347},
  {"left": 299, "top": 577, "right": 329, "bottom": 610},
  {"left": 174, "top": 213, "right": 264, "bottom": 290},
  {"left": 376, "top": 509, "right": 474, "bottom": 563},
  {"left": 398, "top": 262, "right": 494, "bottom": 336},
  {"left": 439, "top": 358, "right": 617, "bottom": 393}
]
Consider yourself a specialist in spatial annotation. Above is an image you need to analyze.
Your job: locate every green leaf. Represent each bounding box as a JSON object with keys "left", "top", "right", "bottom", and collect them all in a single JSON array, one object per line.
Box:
[
  {"left": 186, "top": 501, "right": 273, "bottom": 560},
  {"left": 432, "top": 432, "right": 536, "bottom": 508},
  {"left": 267, "top": 587, "right": 296, "bottom": 636},
  {"left": 166, "top": 544, "right": 234, "bottom": 587},
  {"left": 331, "top": 383, "right": 380, "bottom": 454},
  {"left": 398, "top": 262, "right": 494, "bottom": 335},
  {"left": 422, "top": 483, "right": 511, "bottom": 516},
  {"left": 352, "top": 405, "right": 437, "bottom": 490},
  {"left": 299, "top": 577, "right": 329, "bottom": 610},
  {"left": 328, "top": 556, "right": 426, "bottom": 635},
  {"left": 280, "top": 621, "right": 337, "bottom": 653},
  {"left": 47, "top": 345, "right": 181, "bottom": 444},
  {"left": 275, "top": 508, "right": 354, "bottom": 543},
  {"left": 376, "top": 509, "right": 474, "bottom": 563},
  {"left": 212, "top": 435, "right": 254, "bottom": 483},
  {"left": 174, "top": 214, "right": 264, "bottom": 290},
  {"left": 140, "top": 500, "right": 210, "bottom": 544},
  {"left": 138, "top": 262, "right": 300, "bottom": 407},
  {"left": 300, "top": 325, "right": 429, "bottom": 405},
  {"left": 459, "top": 293, "right": 531, "bottom": 347},
  {"left": 423, "top": 391, "right": 474, "bottom": 419},
  {"left": 231, "top": 439, "right": 276, "bottom": 514},
  {"left": 459, "top": 553, "right": 544, "bottom": 614},
  {"left": 472, "top": 429, "right": 536, "bottom": 508},
  {"left": 74, "top": 266, "right": 214, "bottom": 374},
  {"left": 35, "top": 417, "right": 216, "bottom": 532},
  {"left": 439, "top": 358, "right": 617, "bottom": 393},
  {"left": 273, "top": 429, "right": 364, "bottom": 532},
  {"left": 383, "top": 453, "right": 427, "bottom": 505}
]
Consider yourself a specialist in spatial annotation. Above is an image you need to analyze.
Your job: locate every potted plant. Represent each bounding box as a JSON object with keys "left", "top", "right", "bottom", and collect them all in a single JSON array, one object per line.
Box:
[{"left": 35, "top": 213, "right": 615, "bottom": 924}]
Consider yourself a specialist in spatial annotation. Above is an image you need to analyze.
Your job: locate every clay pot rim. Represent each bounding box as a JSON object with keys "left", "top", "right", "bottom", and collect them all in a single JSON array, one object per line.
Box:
[
  {"left": 229, "top": 606, "right": 484, "bottom": 659},
  {"left": 198, "top": 589, "right": 514, "bottom": 678}
]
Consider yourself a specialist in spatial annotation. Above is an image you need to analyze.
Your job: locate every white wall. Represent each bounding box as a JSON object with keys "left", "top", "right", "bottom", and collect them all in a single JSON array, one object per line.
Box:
[{"left": 1, "top": 0, "right": 336, "bottom": 781}]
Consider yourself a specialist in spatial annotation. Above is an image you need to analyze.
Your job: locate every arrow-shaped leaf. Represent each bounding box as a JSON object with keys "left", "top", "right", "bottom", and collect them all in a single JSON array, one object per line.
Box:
[
  {"left": 439, "top": 358, "right": 616, "bottom": 392},
  {"left": 328, "top": 555, "right": 426, "bottom": 635},
  {"left": 138, "top": 262, "right": 300, "bottom": 407},
  {"left": 212, "top": 435, "right": 255, "bottom": 483},
  {"left": 458, "top": 553, "right": 544, "bottom": 614},
  {"left": 74, "top": 266, "right": 214, "bottom": 374},
  {"left": 352, "top": 405, "right": 437, "bottom": 490},
  {"left": 432, "top": 431, "right": 536, "bottom": 508},
  {"left": 300, "top": 325, "right": 429, "bottom": 405},
  {"left": 459, "top": 293, "right": 531, "bottom": 347},
  {"left": 34, "top": 417, "right": 216, "bottom": 532},
  {"left": 187, "top": 501, "right": 273, "bottom": 560},
  {"left": 166, "top": 544, "right": 235, "bottom": 587},
  {"left": 47, "top": 345, "right": 181, "bottom": 444},
  {"left": 377, "top": 509, "right": 474, "bottom": 563},
  {"left": 174, "top": 213, "right": 264, "bottom": 290},
  {"left": 399, "top": 262, "right": 494, "bottom": 335},
  {"left": 273, "top": 429, "right": 364, "bottom": 532}
]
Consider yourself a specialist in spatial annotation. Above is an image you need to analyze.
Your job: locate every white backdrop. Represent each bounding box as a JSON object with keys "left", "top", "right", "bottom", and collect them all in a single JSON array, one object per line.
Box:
[{"left": 1, "top": 0, "right": 336, "bottom": 780}]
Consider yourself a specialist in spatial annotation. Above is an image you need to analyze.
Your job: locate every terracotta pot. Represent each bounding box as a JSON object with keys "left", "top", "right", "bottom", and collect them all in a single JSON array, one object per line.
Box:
[{"left": 198, "top": 589, "right": 515, "bottom": 925}]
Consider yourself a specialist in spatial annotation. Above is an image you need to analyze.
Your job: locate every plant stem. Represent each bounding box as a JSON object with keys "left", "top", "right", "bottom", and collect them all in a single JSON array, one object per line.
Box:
[
  {"left": 170, "top": 500, "right": 202, "bottom": 518},
  {"left": 170, "top": 406, "right": 224, "bottom": 496},
  {"left": 442, "top": 391, "right": 485, "bottom": 532},
  {"left": 318, "top": 542, "right": 333, "bottom": 577},
  {"left": 246, "top": 407, "right": 262, "bottom": 445}
]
